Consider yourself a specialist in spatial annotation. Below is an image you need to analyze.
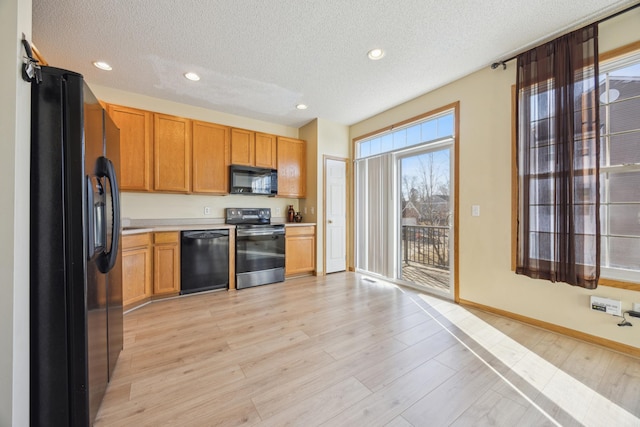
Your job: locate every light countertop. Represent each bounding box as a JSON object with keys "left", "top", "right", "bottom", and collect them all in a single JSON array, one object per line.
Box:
[{"left": 122, "top": 222, "right": 315, "bottom": 235}]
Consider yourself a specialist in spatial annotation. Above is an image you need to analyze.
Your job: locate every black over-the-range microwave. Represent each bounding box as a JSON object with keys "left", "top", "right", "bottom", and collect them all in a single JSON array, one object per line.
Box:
[{"left": 229, "top": 165, "right": 278, "bottom": 196}]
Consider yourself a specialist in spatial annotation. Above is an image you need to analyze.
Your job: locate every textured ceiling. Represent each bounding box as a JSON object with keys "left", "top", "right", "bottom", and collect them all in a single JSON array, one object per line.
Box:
[{"left": 33, "top": 0, "right": 637, "bottom": 128}]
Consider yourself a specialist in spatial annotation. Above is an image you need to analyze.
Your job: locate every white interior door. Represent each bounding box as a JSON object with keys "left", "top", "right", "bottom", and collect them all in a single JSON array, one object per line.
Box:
[{"left": 325, "top": 158, "right": 347, "bottom": 273}]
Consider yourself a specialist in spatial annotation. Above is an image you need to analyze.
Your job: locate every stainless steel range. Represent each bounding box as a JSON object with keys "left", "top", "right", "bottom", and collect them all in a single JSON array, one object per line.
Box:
[{"left": 226, "top": 208, "right": 285, "bottom": 289}]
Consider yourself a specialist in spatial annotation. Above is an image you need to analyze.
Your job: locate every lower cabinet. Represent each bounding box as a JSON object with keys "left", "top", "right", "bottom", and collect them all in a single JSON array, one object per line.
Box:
[
  {"left": 122, "top": 233, "right": 152, "bottom": 307},
  {"left": 153, "top": 231, "right": 181, "bottom": 295},
  {"left": 285, "top": 225, "right": 316, "bottom": 276}
]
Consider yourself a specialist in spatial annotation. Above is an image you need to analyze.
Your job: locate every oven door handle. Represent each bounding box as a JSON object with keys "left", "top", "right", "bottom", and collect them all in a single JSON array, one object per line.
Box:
[{"left": 237, "top": 229, "right": 285, "bottom": 237}]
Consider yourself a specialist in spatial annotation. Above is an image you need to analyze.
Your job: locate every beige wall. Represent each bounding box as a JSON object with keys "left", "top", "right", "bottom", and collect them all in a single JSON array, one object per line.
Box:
[
  {"left": 91, "top": 84, "right": 303, "bottom": 220},
  {"left": 349, "top": 9, "right": 640, "bottom": 350},
  {"left": 92, "top": 84, "right": 299, "bottom": 138},
  {"left": 1, "top": 0, "right": 31, "bottom": 424},
  {"left": 299, "top": 118, "right": 350, "bottom": 274},
  {"left": 122, "top": 192, "right": 299, "bottom": 220}
]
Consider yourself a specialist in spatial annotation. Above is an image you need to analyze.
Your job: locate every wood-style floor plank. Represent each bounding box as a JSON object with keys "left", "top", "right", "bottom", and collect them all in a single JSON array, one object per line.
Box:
[{"left": 95, "top": 272, "right": 640, "bottom": 426}]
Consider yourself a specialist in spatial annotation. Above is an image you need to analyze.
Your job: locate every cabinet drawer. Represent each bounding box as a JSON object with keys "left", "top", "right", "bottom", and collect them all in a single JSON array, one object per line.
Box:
[
  {"left": 285, "top": 226, "right": 315, "bottom": 237},
  {"left": 122, "top": 233, "right": 151, "bottom": 250},
  {"left": 154, "top": 231, "right": 180, "bottom": 244}
]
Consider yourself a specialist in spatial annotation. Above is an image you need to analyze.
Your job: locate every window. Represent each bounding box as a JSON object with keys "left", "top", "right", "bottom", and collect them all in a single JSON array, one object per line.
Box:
[
  {"left": 515, "top": 25, "right": 600, "bottom": 288},
  {"left": 356, "top": 111, "right": 454, "bottom": 159},
  {"left": 512, "top": 46, "right": 640, "bottom": 289},
  {"left": 599, "top": 52, "right": 640, "bottom": 283}
]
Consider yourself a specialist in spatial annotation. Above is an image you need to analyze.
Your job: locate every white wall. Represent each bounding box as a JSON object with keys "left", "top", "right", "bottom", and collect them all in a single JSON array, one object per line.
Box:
[
  {"left": 0, "top": 0, "right": 32, "bottom": 424},
  {"left": 349, "top": 10, "right": 640, "bottom": 350}
]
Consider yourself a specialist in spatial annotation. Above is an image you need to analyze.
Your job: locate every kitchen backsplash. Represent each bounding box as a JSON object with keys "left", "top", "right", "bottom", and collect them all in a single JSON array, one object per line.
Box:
[{"left": 121, "top": 192, "right": 299, "bottom": 220}]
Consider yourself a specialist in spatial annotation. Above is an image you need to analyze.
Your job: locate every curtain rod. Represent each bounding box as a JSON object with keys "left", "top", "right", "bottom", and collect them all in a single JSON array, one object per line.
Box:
[{"left": 490, "top": 2, "right": 640, "bottom": 70}]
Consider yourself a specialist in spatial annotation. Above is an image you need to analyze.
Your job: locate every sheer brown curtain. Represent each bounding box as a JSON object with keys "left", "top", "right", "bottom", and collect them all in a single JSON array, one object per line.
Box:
[{"left": 516, "top": 24, "right": 600, "bottom": 288}]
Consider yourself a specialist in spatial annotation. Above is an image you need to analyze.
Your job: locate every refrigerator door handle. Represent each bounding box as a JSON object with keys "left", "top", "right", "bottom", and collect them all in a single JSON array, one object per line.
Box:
[
  {"left": 86, "top": 175, "right": 96, "bottom": 260},
  {"left": 96, "top": 156, "right": 121, "bottom": 273},
  {"left": 86, "top": 175, "right": 106, "bottom": 260}
]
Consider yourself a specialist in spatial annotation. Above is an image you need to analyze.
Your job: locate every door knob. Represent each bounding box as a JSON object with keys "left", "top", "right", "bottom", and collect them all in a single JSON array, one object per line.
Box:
[{"left": 328, "top": 220, "right": 333, "bottom": 224}]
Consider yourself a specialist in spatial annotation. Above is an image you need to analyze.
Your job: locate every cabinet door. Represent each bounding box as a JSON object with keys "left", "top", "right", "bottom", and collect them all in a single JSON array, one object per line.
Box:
[
  {"left": 277, "top": 137, "right": 306, "bottom": 198},
  {"left": 122, "top": 233, "right": 152, "bottom": 306},
  {"left": 230, "top": 128, "right": 254, "bottom": 166},
  {"left": 192, "top": 121, "right": 230, "bottom": 193},
  {"left": 153, "top": 232, "right": 180, "bottom": 295},
  {"left": 122, "top": 248, "right": 151, "bottom": 306},
  {"left": 285, "top": 233, "right": 315, "bottom": 275},
  {"left": 107, "top": 104, "right": 153, "bottom": 191},
  {"left": 154, "top": 114, "right": 191, "bottom": 192},
  {"left": 255, "top": 132, "right": 277, "bottom": 169}
]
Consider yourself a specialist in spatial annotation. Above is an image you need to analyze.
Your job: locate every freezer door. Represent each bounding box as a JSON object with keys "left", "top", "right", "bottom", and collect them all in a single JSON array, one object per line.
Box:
[
  {"left": 83, "top": 88, "right": 110, "bottom": 424},
  {"left": 30, "top": 67, "right": 93, "bottom": 426},
  {"left": 104, "top": 110, "right": 123, "bottom": 379}
]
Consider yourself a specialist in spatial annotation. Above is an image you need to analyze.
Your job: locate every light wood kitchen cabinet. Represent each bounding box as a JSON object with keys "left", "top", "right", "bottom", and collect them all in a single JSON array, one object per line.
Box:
[
  {"left": 107, "top": 104, "right": 153, "bottom": 192},
  {"left": 154, "top": 113, "right": 191, "bottom": 193},
  {"left": 230, "top": 128, "right": 254, "bottom": 166},
  {"left": 153, "top": 232, "right": 180, "bottom": 295},
  {"left": 277, "top": 137, "right": 306, "bottom": 198},
  {"left": 231, "top": 129, "right": 278, "bottom": 169},
  {"left": 122, "top": 233, "right": 152, "bottom": 307},
  {"left": 192, "top": 121, "right": 230, "bottom": 194},
  {"left": 285, "top": 225, "right": 315, "bottom": 276},
  {"left": 254, "top": 132, "right": 277, "bottom": 169}
]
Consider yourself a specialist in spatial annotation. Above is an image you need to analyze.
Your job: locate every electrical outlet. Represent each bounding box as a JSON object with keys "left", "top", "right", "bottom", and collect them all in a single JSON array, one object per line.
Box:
[
  {"left": 472, "top": 205, "right": 480, "bottom": 217},
  {"left": 311, "top": 207, "right": 315, "bottom": 215},
  {"left": 275, "top": 207, "right": 281, "bottom": 216},
  {"left": 204, "top": 206, "right": 211, "bottom": 215},
  {"left": 633, "top": 302, "right": 640, "bottom": 312},
  {"left": 590, "top": 296, "right": 622, "bottom": 316}
]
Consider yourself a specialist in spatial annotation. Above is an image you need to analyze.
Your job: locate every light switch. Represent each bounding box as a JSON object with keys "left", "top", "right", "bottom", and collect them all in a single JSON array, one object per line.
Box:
[{"left": 472, "top": 205, "right": 480, "bottom": 217}]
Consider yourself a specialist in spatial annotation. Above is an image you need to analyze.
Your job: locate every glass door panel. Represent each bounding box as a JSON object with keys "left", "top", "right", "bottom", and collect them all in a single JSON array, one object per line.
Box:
[{"left": 398, "top": 146, "right": 453, "bottom": 297}]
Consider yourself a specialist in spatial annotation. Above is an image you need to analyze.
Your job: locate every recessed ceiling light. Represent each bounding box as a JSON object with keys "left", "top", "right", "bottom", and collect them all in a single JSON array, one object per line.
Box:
[
  {"left": 296, "top": 104, "right": 308, "bottom": 110},
  {"left": 184, "top": 72, "right": 200, "bottom": 81},
  {"left": 367, "top": 48, "right": 385, "bottom": 60},
  {"left": 93, "top": 61, "right": 112, "bottom": 71}
]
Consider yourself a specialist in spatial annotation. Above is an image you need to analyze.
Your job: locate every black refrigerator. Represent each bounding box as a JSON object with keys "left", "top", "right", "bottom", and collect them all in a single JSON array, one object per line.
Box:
[{"left": 30, "top": 66, "right": 123, "bottom": 426}]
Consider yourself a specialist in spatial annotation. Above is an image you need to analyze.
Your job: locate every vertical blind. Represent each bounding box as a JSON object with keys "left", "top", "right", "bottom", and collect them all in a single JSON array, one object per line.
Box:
[{"left": 355, "top": 154, "right": 394, "bottom": 278}]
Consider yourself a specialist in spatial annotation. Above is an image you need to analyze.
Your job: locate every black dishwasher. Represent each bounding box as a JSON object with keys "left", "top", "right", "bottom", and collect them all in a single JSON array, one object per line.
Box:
[{"left": 180, "top": 230, "right": 229, "bottom": 294}]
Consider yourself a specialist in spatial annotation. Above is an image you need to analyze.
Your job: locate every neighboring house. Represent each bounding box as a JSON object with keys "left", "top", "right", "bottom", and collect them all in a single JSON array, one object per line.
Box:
[{"left": 401, "top": 200, "right": 420, "bottom": 225}]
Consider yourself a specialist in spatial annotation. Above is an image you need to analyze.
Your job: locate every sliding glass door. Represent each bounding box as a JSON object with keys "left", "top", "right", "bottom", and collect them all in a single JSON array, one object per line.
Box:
[{"left": 354, "top": 105, "right": 457, "bottom": 298}]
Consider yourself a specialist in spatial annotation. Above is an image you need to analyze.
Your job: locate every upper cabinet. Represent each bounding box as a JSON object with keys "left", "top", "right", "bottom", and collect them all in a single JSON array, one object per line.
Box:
[
  {"left": 254, "top": 133, "right": 277, "bottom": 169},
  {"left": 154, "top": 114, "right": 191, "bottom": 193},
  {"left": 106, "top": 102, "right": 306, "bottom": 198},
  {"left": 192, "top": 121, "right": 230, "bottom": 194},
  {"left": 230, "top": 128, "right": 254, "bottom": 166},
  {"left": 231, "top": 129, "right": 278, "bottom": 169},
  {"left": 107, "top": 104, "right": 153, "bottom": 191},
  {"left": 277, "top": 137, "right": 306, "bottom": 198}
]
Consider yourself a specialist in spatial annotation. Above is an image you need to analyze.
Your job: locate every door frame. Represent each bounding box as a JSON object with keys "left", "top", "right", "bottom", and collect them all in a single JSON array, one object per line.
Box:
[{"left": 323, "top": 155, "right": 349, "bottom": 275}]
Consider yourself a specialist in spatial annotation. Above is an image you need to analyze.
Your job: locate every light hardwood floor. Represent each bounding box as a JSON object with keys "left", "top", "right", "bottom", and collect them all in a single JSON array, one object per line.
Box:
[{"left": 95, "top": 273, "right": 640, "bottom": 426}]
